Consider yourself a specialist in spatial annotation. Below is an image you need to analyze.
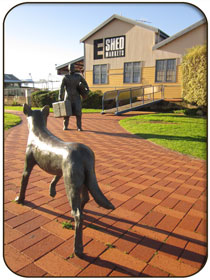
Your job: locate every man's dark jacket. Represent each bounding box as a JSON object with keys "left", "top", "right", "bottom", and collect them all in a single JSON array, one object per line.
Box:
[{"left": 59, "top": 73, "right": 89, "bottom": 116}]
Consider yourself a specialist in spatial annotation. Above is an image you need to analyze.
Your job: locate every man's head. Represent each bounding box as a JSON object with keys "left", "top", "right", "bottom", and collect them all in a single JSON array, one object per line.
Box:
[{"left": 68, "top": 63, "right": 76, "bottom": 73}]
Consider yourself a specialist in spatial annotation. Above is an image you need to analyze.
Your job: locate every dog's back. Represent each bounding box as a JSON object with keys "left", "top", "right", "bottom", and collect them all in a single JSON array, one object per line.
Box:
[{"left": 16, "top": 104, "right": 114, "bottom": 257}]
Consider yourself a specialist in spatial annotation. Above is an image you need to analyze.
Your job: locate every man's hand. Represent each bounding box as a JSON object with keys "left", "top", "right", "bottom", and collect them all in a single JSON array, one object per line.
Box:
[{"left": 58, "top": 90, "right": 63, "bottom": 101}]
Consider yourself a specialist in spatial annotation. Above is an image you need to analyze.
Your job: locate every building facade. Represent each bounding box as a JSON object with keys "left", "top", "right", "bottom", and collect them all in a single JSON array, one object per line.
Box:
[{"left": 57, "top": 14, "right": 207, "bottom": 99}]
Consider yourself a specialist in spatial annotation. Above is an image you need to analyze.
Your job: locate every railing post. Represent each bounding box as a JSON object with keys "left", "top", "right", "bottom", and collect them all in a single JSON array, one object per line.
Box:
[
  {"left": 153, "top": 86, "right": 154, "bottom": 101},
  {"left": 130, "top": 88, "right": 132, "bottom": 108},
  {"left": 101, "top": 94, "right": 105, "bottom": 114},
  {"left": 116, "top": 90, "right": 119, "bottom": 114},
  {"left": 142, "top": 87, "right": 144, "bottom": 104},
  {"left": 161, "top": 85, "right": 165, "bottom": 99}
]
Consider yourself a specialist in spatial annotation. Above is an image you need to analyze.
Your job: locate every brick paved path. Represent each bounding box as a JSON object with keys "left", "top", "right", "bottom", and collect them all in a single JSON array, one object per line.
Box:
[{"left": 4, "top": 111, "right": 207, "bottom": 277}]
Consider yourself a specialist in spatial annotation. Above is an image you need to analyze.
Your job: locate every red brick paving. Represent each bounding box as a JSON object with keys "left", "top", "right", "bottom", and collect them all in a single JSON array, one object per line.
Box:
[{"left": 4, "top": 111, "right": 207, "bottom": 277}]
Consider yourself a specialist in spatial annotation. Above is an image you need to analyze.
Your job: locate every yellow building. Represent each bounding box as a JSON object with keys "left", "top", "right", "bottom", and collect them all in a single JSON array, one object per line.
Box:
[{"left": 57, "top": 14, "right": 207, "bottom": 100}]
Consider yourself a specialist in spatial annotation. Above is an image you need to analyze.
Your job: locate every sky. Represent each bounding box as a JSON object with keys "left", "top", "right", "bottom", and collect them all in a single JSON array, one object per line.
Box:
[
  {"left": 3, "top": 2, "right": 206, "bottom": 83},
  {"left": 0, "top": 2, "right": 209, "bottom": 279}
]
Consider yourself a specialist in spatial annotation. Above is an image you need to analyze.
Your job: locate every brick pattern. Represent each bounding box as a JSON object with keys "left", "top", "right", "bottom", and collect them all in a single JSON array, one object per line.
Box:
[{"left": 4, "top": 111, "right": 207, "bottom": 277}]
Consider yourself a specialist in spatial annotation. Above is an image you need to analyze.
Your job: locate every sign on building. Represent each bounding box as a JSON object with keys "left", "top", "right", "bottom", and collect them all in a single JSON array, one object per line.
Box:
[
  {"left": 94, "top": 35, "right": 126, "bottom": 60},
  {"left": 104, "top": 35, "right": 126, "bottom": 58}
]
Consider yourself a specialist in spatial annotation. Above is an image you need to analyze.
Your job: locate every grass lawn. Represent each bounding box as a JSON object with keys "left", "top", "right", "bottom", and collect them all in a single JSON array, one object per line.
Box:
[
  {"left": 120, "top": 113, "right": 207, "bottom": 160},
  {"left": 4, "top": 106, "right": 101, "bottom": 113},
  {"left": 4, "top": 113, "right": 22, "bottom": 130},
  {"left": 4, "top": 106, "right": 101, "bottom": 131}
]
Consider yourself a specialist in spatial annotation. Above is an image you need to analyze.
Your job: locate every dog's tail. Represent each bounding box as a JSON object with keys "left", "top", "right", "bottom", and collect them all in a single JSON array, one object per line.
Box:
[{"left": 85, "top": 167, "right": 115, "bottom": 210}]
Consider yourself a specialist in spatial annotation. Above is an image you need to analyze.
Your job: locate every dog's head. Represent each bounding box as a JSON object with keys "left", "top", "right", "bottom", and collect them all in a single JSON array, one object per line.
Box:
[{"left": 23, "top": 104, "right": 49, "bottom": 130}]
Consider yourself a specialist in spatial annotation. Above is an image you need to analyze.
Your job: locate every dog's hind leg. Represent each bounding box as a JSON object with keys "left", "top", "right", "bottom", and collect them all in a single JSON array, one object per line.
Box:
[
  {"left": 15, "top": 152, "right": 36, "bottom": 204},
  {"left": 63, "top": 167, "right": 84, "bottom": 257},
  {"left": 80, "top": 185, "right": 90, "bottom": 210},
  {"left": 49, "top": 175, "right": 61, "bottom": 197}
]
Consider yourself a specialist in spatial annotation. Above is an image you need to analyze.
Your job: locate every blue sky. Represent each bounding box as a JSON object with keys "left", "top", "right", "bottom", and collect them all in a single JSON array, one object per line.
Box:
[{"left": 4, "top": 2, "right": 205, "bottom": 82}]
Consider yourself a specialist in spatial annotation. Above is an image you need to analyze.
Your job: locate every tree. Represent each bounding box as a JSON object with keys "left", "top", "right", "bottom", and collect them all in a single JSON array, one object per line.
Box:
[{"left": 182, "top": 45, "right": 207, "bottom": 107}]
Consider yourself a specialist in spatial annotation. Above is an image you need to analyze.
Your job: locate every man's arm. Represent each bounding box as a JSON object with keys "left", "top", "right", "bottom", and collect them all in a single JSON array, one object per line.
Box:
[
  {"left": 58, "top": 77, "right": 66, "bottom": 101},
  {"left": 80, "top": 75, "right": 89, "bottom": 92}
]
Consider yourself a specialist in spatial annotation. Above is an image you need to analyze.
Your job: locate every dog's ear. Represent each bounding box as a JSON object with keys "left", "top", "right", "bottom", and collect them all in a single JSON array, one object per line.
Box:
[
  {"left": 23, "top": 104, "right": 32, "bottom": 116},
  {"left": 41, "top": 105, "right": 49, "bottom": 118}
]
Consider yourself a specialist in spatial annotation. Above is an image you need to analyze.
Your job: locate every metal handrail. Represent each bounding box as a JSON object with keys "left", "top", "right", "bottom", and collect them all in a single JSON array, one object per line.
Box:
[{"left": 101, "top": 84, "right": 164, "bottom": 114}]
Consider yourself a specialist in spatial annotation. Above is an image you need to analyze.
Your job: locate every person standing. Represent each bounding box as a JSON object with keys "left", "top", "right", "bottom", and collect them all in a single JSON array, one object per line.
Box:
[{"left": 59, "top": 63, "right": 89, "bottom": 131}]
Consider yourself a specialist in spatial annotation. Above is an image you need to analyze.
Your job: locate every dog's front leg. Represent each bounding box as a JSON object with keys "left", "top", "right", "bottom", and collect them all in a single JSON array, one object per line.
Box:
[
  {"left": 15, "top": 152, "right": 36, "bottom": 204},
  {"left": 49, "top": 175, "right": 61, "bottom": 197}
]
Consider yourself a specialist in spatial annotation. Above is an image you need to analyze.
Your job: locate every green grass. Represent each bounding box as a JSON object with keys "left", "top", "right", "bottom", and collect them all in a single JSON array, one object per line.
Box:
[
  {"left": 4, "top": 113, "right": 22, "bottom": 130},
  {"left": 82, "top": 108, "right": 101, "bottom": 113},
  {"left": 105, "top": 243, "right": 115, "bottom": 249},
  {"left": 120, "top": 113, "right": 207, "bottom": 160},
  {"left": 61, "top": 221, "right": 74, "bottom": 230},
  {"left": 5, "top": 106, "right": 53, "bottom": 112},
  {"left": 4, "top": 106, "right": 101, "bottom": 113},
  {"left": 4, "top": 106, "right": 100, "bottom": 132}
]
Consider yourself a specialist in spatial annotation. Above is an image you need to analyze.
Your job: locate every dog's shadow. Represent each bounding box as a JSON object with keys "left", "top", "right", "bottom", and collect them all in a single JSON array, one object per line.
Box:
[
  {"left": 24, "top": 200, "right": 73, "bottom": 221},
  {"left": 24, "top": 201, "right": 207, "bottom": 276}
]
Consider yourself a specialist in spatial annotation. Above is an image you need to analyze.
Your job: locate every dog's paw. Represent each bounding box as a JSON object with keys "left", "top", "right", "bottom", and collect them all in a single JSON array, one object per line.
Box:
[
  {"left": 14, "top": 196, "right": 25, "bottom": 204},
  {"left": 74, "top": 250, "right": 84, "bottom": 259},
  {"left": 50, "top": 190, "right": 56, "bottom": 198}
]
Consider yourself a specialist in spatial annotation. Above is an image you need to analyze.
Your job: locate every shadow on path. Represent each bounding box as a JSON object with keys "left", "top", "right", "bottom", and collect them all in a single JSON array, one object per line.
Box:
[{"left": 25, "top": 201, "right": 207, "bottom": 272}]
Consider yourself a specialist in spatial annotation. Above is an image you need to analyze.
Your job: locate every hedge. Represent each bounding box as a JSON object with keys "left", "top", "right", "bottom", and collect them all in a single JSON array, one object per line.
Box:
[
  {"left": 82, "top": 90, "right": 102, "bottom": 109},
  {"left": 182, "top": 44, "right": 207, "bottom": 107},
  {"left": 31, "top": 90, "right": 58, "bottom": 107},
  {"left": 31, "top": 89, "right": 103, "bottom": 109}
]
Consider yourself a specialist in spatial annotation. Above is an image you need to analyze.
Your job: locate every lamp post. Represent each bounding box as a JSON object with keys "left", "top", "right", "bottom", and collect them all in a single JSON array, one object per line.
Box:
[
  {"left": 29, "top": 73, "right": 34, "bottom": 88},
  {"left": 48, "top": 73, "right": 52, "bottom": 90}
]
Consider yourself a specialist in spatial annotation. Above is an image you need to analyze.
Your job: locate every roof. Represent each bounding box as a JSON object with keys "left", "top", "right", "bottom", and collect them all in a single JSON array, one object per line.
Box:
[
  {"left": 80, "top": 14, "right": 169, "bottom": 42},
  {"left": 152, "top": 18, "right": 206, "bottom": 50},
  {"left": 56, "top": 56, "right": 84, "bottom": 70},
  {"left": 4, "top": 74, "right": 22, "bottom": 83},
  {"left": 21, "top": 79, "right": 34, "bottom": 83}
]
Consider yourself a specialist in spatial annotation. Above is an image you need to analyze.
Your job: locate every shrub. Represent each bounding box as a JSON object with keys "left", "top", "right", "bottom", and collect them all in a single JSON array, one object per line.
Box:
[
  {"left": 31, "top": 89, "right": 103, "bottom": 109},
  {"left": 31, "top": 90, "right": 49, "bottom": 107},
  {"left": 31, "top": 90, "right": 59, "bottom": 107},
  {"left": 49, "top": 90, "right": 59, "bottom": 105},
  {"left": 82, "top": 90, "right": 103, "bottom": 109},
  {"left": 182, "top": 44, "right": 207, "bottom": 107}
]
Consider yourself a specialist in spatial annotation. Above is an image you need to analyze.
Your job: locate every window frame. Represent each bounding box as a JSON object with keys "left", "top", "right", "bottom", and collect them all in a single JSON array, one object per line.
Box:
[
  {"left": 123, "top": 61, "right": 142, "bottom": 84},
  {"left": 93, "top": 64, "right": 108, "bottom": 84},
  {"left": 155, "top": 59, "right": 177, "bottom": 83}
]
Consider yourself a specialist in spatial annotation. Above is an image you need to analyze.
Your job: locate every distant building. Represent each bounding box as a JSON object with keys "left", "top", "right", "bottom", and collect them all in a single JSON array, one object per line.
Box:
[
  {"left": 56, "top": 14, "right": 207, "bottom": 99},
  {"left": 4, "top": 74, "right": 35, "bottom": 106},
  {"left": 21, "top": 79, "right": 34, "bottom": 88},
  {"left": 4, "top": 74, "right": 22, "bottom": 88}
]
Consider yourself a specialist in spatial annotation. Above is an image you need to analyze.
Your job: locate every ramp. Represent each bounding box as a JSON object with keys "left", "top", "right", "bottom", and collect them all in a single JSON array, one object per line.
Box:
[{"left": 101, "top": 85, "right": 164, "bottom": 115}]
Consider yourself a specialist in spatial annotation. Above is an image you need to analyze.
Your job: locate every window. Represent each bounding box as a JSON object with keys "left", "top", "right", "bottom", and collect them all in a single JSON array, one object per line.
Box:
[
  {"left": 124, "top": 62, "right": 141, "bottom": 83},
  {"left": 93, "top": 64, "right": 108, "bottom": 84},
  {"left": 155, "top": 59, "right": 176, "bottom": 82}
]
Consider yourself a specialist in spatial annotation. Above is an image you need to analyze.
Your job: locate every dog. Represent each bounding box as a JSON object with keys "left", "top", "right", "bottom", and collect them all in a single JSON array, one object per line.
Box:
[{"left": 15, "top": 104, "right": 115, "bottom": 257}]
